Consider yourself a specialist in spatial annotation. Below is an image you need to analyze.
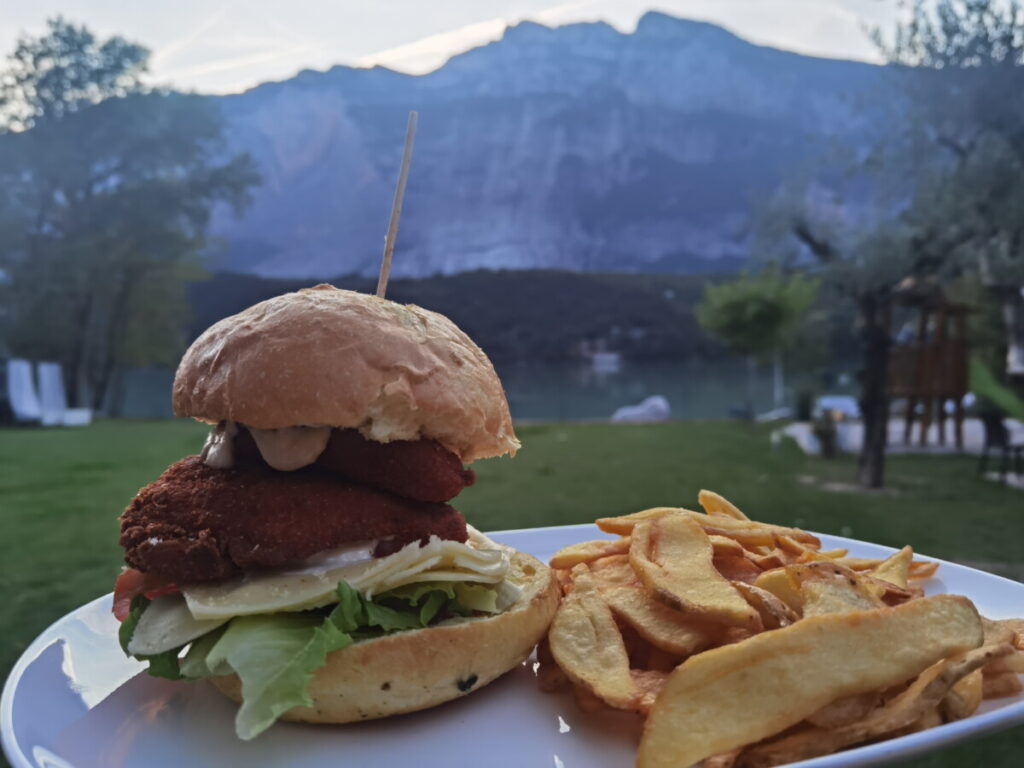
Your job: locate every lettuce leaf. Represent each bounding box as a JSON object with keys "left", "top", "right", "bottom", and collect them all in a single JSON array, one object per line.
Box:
[
  {"left": 202, "top": 613, "right": 353, "bottom": 740},
  {"left": 126, "top": 578, "right": 503, "bottom": 739}
]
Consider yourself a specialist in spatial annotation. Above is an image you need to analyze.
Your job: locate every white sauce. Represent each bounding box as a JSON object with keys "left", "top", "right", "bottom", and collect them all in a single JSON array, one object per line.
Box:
[
  {"left": 201, "top": 421, "right": 332, "bottom": 471},
  {"left": 249, "top": 425, "right": 332, "bottom": 471},
  {"left": 201, "top": 421, "right": 238, "bottom": 469}
]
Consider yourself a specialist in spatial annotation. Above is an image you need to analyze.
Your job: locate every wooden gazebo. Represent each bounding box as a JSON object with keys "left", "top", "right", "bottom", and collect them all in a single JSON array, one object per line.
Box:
[{"left": 888, "top": 280, "right": 970, "bottom": 449}]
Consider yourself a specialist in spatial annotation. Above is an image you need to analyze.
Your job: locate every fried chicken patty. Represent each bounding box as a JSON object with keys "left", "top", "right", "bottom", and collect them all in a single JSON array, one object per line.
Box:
[
  {"left": 120, "top": 456, "right": 468, "bottom": 584},
  {"left": 232, "top": 426, "right": 475, "bottom": 503}
]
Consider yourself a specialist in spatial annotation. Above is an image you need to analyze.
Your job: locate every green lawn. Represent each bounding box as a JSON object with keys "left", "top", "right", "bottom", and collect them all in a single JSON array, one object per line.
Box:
[{"left": 1, "top": 419, "right": 1022, "bottom": 765}]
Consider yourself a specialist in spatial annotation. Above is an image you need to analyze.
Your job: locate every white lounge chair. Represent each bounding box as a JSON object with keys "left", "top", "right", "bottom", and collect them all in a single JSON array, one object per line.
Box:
[
  {"left": 6, "top": 359, "right": 42, "bottom": 423},
  {"left": 37, "top": 361, "right": 92, "bottom": 427}
]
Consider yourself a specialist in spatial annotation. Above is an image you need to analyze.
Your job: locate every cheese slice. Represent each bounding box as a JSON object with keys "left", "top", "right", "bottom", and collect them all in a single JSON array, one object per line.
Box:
[
  {"left": 127, "top": 593, "right": 229, "bottom": 655},
  {"left": 183, "top": 533, "right": 510, "bottom": 621}
]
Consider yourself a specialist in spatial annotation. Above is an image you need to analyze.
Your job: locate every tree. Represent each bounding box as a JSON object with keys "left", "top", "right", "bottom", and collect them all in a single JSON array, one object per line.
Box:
[
  {"left": 695, "top": 269, "right": 819, "bottom": 415},
  {"left": 876, "top": 0, "right": 1024, "bottom": 376},
  {"left": 0, "top": 19, "right": 259, "bottom": 410}
]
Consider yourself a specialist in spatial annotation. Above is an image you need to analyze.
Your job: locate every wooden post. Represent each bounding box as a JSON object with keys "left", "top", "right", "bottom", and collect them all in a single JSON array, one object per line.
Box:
[{"left": 376, "top": 110, "right": 418, "bottom": 299}]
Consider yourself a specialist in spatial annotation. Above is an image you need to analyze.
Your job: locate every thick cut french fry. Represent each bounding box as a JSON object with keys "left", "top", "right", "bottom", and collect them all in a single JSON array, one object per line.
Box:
[
  {"left": 631, "top": 669, "right": 670, "bottom": 716},
  {"left": 753, "top": 568, "right": 803, "bottom": 612},
  {"left": 713, "top": 555, "right": 762, "bottom": 584},
  {"left": 982, "top": 670, "right": 1024, "bottom": 699},
  {"left": 587, "top": 554, "right": 637, "bottom": 587},
  {"left": 805, "top": 691, "right": 882, "bottom": 729},
  {"left": 941, "top": 669, "right": 983, "bottom": 721},
  {"left": 831, "top": 556, "right": 939, "bottom": 580},
  {"left": 549, "top": 538, "right": 630, "bottom": 569},
  {"left": 597, "top": 508, "right": 819, "bottom": 548},
  {"left": 709, "top": 535, "right": 746, "bottom": 558},
  {"left": 871, "top": 545, "right": 913, "bottom": 589},
  {"left": 630, "top": 517, "right": 761, "bottom": 630},
  {"left": 732, "top": 582, "right": 799, "bottom": 630},
  {"left": 601, "top": 584, "right": 723, "bottom": 657},
  {"left": 736, "top": 644, "right": 1012, "bottom": 768},
  {"left": 548, "top": 565, "right": 639, "bottom": 710},
  {"left": 699, "top": 489, "right": 750, "bottom": 520},
  {"left": 786, "top": 562, "right": 885, "bottom": 617},
  {"left": 636, "top": 595, "right": 983, "bottom": 768}
]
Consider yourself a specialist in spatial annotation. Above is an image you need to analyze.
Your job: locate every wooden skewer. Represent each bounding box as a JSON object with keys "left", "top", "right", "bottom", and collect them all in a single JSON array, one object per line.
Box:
[{"left": 376, "top": 110, "right": 418, "bottom": 298}]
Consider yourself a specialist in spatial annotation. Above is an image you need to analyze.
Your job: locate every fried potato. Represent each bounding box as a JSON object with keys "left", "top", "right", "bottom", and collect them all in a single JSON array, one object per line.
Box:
[
  {"left": 753, "top": 568, "right": 803, "bottom": 612},
  {"left": 831, "top": 556, "right": 939, "bottom": 580},
  {"left": 871, "top": 545, "right": 913, "bottom": 589},
  {"left": 587, "top": 554, "right": 637, "bottom": 587},
  {"left": 982, "top": 670, "right": 1024, "bottom": 699},
  {"left": 732, "top": 582, "right": 799, "bottom": 630},
  {"left": 805, "top": 691, "right": 882, "bottom": 729},
  {"left": 713, "top": 555, "right": 762, "bottom": 584},
  {"left": 736, "top": 644, "right": 1012, "bottom": 768},
  {"left": 636, "top": 596, "right": 983, "bottom": 768},
  {"left": 941, "top": 669, "right": 983, "bottom": 721},
  {"left": 699, "top": 489, "right": 749, "bottom": 521},
  {"left": 983, "top": 649, "right": 1024, "bottom": 674},
  {"left": 597, "top": 508, "right": 819, "bottom": 549},
  {"left": 601, "top": 584, "right": 724, "bottom": 657},
  {"left": 548, "top": 565, "right": 639, "bottom": 710},
  {"left": 550, "top": 538, "right": 630, "bottom": 569},
  {"left": 630, "top": 517, "right": 761, "bottom": 630},
  {"left": 786, "top": 562, "right": 885, "bottom": 617},
  {"left": 709, "top": 535, "right": 746, "bottom": 558},
  {"left": 703, "top": 752, "right": 742, "bottom": 768},
  {"left": 631, "top": 669, "right": 670, "bottom": 716},
  {"left": 748, "top": 550, "right": 788, "bottom": 570},
  {"left": 535, "top": 636, "right": 569, "bottom": 692}
]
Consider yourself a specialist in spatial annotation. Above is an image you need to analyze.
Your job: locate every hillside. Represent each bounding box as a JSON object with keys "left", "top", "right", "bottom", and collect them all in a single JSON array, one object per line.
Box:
[{"left": 207, "top": 11, "right": 888, "bottom": 279}]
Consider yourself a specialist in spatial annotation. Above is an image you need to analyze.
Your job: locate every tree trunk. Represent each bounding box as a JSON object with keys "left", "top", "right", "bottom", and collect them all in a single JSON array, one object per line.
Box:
[
  {"left": 745, "top": 355, "right": 757, "bottom": 419},
  {"left": 773, "top": 351, "right": 785, "bottom": 410},
  {"left": 90, "top": 270, "right": 138, "bottom": 412},
  {"left": 65, "top": 291, "right": 94, "bottom": 408},
  {"left": 857, "top": 292, "right": 893, "bottom": 489}
]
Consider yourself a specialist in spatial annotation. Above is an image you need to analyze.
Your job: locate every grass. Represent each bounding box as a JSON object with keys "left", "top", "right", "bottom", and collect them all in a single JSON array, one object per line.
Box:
[{"left": 1, "top": 419, "right": 1022, "bottom": 765}]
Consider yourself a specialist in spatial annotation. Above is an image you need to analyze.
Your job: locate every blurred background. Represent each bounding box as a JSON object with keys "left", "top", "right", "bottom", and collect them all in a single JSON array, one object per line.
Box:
[{"left": 1, "top": 1, "right": 1023, "bottom": 765}]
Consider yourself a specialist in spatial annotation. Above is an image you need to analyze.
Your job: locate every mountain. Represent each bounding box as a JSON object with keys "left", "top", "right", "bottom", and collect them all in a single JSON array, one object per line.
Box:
[{"left": 209, "top": 11, "right": 887, "bottom": 279}]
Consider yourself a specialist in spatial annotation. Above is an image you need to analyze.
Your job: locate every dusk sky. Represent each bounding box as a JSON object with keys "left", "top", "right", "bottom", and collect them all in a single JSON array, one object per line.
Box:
[{"left": 1, "top": 1, "right": 900, "bottom": 94}]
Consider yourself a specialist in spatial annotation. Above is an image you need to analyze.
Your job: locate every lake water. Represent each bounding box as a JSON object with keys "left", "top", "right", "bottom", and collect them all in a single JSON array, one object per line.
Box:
[{"left": 116, "top": 361, "right": 852, "bottom": 422}]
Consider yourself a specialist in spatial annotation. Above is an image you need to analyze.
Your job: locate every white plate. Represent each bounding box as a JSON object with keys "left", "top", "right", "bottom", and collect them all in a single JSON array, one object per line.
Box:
[{"left": 3, "top": 525, "right": 1023, "bottom": 768}]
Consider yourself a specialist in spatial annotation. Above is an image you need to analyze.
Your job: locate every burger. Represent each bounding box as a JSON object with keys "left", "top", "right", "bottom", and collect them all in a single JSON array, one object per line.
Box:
[{"left": 112, "top": 284, "right": 560, "bottom": 739}]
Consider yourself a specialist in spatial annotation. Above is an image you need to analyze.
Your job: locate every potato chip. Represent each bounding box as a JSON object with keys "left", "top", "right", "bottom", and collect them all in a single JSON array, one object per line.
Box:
[
  {"left": 983, "top": 649, "right": 1024, "bottom": 674},
  {"left": 548, "top": 565, "right": 639, "bottom": 710},
  {"left": 699, "top": 489, "right": 750, "bottom": 521},
  {"left": 550, "top": 538, "right": 630, "bottom": 569},
  {"left": 870, "top": 545, "right": 913, "bottom": 589},
  {"left": 636, "top": 596, "right": 983, "bottom": 768},
  {"left": 630, "top": 517, "right": 761, "bottom": 630}
]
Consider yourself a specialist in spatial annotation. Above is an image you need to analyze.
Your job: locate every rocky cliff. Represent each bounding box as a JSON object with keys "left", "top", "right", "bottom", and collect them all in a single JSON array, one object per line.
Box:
[{"left": 210, "top": 11, "right": 885, "bottom": 278}]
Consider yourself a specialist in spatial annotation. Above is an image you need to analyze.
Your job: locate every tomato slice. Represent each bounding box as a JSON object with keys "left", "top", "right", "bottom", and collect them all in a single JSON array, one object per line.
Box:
[{"left": 112, "top": 568, "right": 178, "bottom": 621}]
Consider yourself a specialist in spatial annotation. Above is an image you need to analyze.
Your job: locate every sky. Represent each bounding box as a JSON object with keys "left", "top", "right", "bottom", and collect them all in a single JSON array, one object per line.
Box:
[{"left": 0, "top": 1, "right": 901, "bottom": 94}]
